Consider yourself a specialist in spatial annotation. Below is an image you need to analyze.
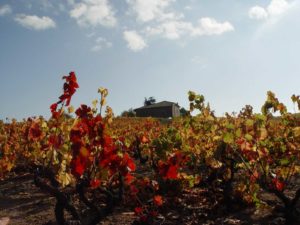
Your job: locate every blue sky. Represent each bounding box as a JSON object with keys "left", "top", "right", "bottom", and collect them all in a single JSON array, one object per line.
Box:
[{"left": 1, "top": 0, "right": 300, "bottom": 120}]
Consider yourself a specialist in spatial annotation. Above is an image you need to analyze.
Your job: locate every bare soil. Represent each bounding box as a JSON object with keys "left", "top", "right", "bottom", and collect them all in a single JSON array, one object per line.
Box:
[
  {"left": 0, "top": 173, "right": 135, "bottom": 225},
  {"left": 0, "top": 172, "right": 291, "bottom": 225}
]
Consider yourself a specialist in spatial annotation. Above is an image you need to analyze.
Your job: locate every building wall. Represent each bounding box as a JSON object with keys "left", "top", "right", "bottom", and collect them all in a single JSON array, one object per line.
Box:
[
  {"left": 172, "top": 105, "right": 180, "bottom": 117},
  {"left": 136, "top": 106, "right": 173, "bottom": 118}
]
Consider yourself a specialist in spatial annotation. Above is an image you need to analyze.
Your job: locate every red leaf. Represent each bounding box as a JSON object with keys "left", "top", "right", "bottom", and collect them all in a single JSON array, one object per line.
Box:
[
  {"left": 90, "top": 179, "right": 101, "bottom": 188},
  {"left": 75, "top": 105, "right": 92, "bottom": 118},
  {"left": 272, "top": 178, "right": 285, "bottom": 192},
  {"left": 72, "top": 157, "right": 85, "bottom": 177},
  {"left": 140, "top": 215, "right": 147, "bottom": 222},
  {"left": 50, "top": 103, "right": 58, "bottom": 112},
  {"left": 134, "top": 207, "right": 143, "bottom": 215},
  {"left": 130, "top": 185, "right": 139, "bottom": 195},
  {"left": 141, "top": 135, "right": 149, "bottom": 144},
  {"left": 124, "top": 153, "right": 136, "bottom": 171},
  {"left": 128, "top": 159, "right": 136, "bottom": 171},
  {"left": 153, "top": 195, "right": 163, "bottom": 206},
  {"left": 150, "top": 210, "right": 158, "bottom": 217},
  {"left": 61, "top": 72, "right": 79, "bottom": 106},
  {"left": 28, "top": 121, "right": 43, "bottom": 141},
  {"left": 166, "top": 165, "right": 178, "bottom": 179},
  {"left": 250, "top": 170, "right": 259, "bottom": 183},
  {"left": 125, "top": 173, "right": 135, "bottom": 185},
  {"left": 48, "top": 134, "right": 63, "bottom": 149}
]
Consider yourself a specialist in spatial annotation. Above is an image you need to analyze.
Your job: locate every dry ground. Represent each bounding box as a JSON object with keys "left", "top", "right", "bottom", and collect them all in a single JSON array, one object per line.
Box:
[{"left": 0, "top": 172, "right": 291, "bottom": 225}]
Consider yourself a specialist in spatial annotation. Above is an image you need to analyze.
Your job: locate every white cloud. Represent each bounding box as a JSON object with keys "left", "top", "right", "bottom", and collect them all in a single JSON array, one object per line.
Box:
[
  {"left": 0, "top": 4, "right": 12, "bottom": 16},
  {"left": 158, "top": 21, "right": 187, "bottom": 39},
  {"left": 91, "top": 37, "right": 112, "bottom": 52},
  {"left": 144, "top": 18, "right": 234, "bottom": 40},
  {"left": 249, "top": 6, "right": 268, "bottom": 20},
  {"left": 123, "top": 30, "right": 147, "bottom": 52},
  {"left": 15, "top": 14, "right": 56, "bottom": 30},
  {"left": 126, "top": 0, "right": 181, "bottom": 23},
  {"left": 249, "top": 0, "right": 293, "bottom": 21},
  {"left": 70, "top": 0, "right": 117, "bottom": 27},
  {"left": 194, "top": 18, "right": 234, "bottom": 36},
  {"left": 126, "top": 0, "right": 234, "bottom": 48},
  {"left": 145, "top": 20, "right": 192, "bottom": 40},
  {"left": 268, "top": 0, "right": 290, "bottom": 16}
]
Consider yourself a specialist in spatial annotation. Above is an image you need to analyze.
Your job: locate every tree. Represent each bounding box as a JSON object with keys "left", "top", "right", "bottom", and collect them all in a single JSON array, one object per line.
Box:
[
  {"left": 144, "top": 97, "right": 156, "bottom": 106},
  {"left": 120, "top": 108, "right": 136, "bottom": 117},
  {"left": 180, "top": 107, "right": 188, "bottom": 116}
]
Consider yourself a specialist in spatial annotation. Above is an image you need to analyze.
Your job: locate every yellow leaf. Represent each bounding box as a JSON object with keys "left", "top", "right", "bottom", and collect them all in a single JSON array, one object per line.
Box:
[
  {"left": 52, "top": 150, "right": 59, "bottom": 165},
  {"left": 41, "top": 121, "right": 48, "bottom": 129},
  {"left": 92, "top": 99, "right": 98, "bottom": 108},
  {"left": 107, "top": 117, "right": 113, "bottom": 124},
  {"left": 213, "top": 135, "right": 221, "bottom": 141},
  {"left": 80, "top": 147, "right": 89, "bottom": 157},
  {"left": 259, "top": 128, "right": 268, "bottom": 140},
  {"left": 57, "top": 172, "right": 73, "bottom": 187},
  {"left": 293, "top": 127, "right": 300, "bottom": 137},
  {"left": 294, "top": 166, "right": 300, "bottom": 173},
  {"left": 236, "top": 183, "right": 247, "bottom": 193},
  {"left": 68, "top": 106, "right": 74, "bottom": 113},
  {"left": 6, "top": 162, "right": 14, "bottom": 171},
  {"left": 98, "top": 87, "right": 108, "bottom": 97},
  {"left": 223, "top": 168, "right": 232, "bottom": 181},
  {"left": 101, "top": 98, "right": 106, "bottom": 106},
  {"left": 206, "top": 157, "right": 223, "bottom": 169},
  {"left": 0, "top": 135, "right": 6, "bottom": 142}
]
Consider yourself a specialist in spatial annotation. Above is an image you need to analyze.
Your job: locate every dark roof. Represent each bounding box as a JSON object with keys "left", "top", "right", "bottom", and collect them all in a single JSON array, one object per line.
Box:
[{"left": 134, "top": 101, "right": 179, "bottom": 110}]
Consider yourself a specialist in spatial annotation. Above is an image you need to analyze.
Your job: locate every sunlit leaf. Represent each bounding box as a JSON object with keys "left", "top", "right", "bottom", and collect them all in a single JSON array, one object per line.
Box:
[{"left": 223, "top": 132, "right": 234, "bottom": 144}]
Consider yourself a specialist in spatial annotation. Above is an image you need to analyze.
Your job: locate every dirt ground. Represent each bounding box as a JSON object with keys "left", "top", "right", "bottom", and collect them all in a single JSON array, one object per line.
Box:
[
  {"left": 0, "top": 173, "right": 135, "bottom": 225},
  {"left": 0, "top": 172, "right": 290, "bottom": 225}
]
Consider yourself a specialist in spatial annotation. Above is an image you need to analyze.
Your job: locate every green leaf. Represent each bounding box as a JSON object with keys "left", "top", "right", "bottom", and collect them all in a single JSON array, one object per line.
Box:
[
  {"left": 226, "top": 123, "right": 235, "bottom": 130},
  {"left": 223, "top": 132, "right": 234, "bottom": 144},
  {"left": 245, "top": 134, "right": 253, "bottom": 141},
  {"left": 246, "top": 119, "right": 254, "bottom": 127},
  {"left": 255, "top": 114, "right": 266, "bottom": 121},
  {"left": 280, "top": 158, "right": 290, "bottom": 166},
  {"left": 124, "top": 138, "right": 131, "bottom": 148},
  {"left": 235, "top": 128, "right": 242, "bottom": 138},
  {"left": 281, "top": 145, "right": 287, "bottom": 152}
]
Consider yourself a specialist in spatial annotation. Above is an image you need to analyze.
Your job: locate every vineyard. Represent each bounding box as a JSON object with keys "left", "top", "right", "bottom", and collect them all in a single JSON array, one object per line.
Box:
[{"left": 1, "top": 72, "right": 300, "bottom": 225}]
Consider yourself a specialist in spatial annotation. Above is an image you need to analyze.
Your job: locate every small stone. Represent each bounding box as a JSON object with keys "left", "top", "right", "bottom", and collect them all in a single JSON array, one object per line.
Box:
[
  {"left": 224, "top": 218, "right": 241, "bottom": 224},
  {"left": 0, "top": 217, "right": 10, "bottom": 225}
]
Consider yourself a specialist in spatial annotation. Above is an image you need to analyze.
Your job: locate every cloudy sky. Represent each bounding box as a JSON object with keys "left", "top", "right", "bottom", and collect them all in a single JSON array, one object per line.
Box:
[{"left": 1, "top": 0, "right": 300, "bottom": 119}]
